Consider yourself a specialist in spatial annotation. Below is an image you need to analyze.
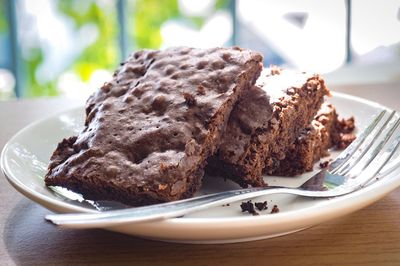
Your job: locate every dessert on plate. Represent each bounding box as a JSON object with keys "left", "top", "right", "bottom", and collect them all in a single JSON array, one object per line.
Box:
[
  {"left": 45, "top": 46, "right": 263, "bottom": 206},
  {"left": 206, "top": 66, "right": 331, "bottom": 187},
  {"left": 271, "top": 102, "right": 356, "bottom": 176},
  {"left": 45, "top": 47, "right": 355, "bottom": 206}
]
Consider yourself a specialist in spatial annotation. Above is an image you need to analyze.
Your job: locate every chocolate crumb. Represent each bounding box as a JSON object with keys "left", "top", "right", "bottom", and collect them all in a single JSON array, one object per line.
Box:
[
  {"left": 196, "top": 85, "right": 206, "bottom": 95},
  {"left": 270, "top": 65, "right": 281, "bottom": 75},
  {"left": 270, "top": 205, "right": 279, "bottom": 214},
  {"left": 255, "top": 201, "right": 268, "bottom": 211},
  {"left": 334, "top": 116, "right": 356, "bottom": 149},
  {"left": 337, "top": 133, "right": 356, "bottom": 149},
  {"left": 158, "top": 184, "right": 168, "bottom": 190},
  {"left": 240, "top": 200, "right": 259, "bottom": 215},
  {"left": 159, "top": 162, "right": 168, "bottom": 173},
  {"left": 183, "top": 92, "right": 196, "bottom": 106},
  {"left": 338, "top": 117, "right": 355, "bottom": 133},
  {"left": 319, "top": 160, "right": 329, "bottom": 169}
]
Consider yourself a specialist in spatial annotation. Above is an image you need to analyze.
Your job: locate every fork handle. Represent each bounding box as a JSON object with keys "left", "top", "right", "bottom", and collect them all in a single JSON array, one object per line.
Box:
[
  {"left": 46, "top": 186, "right": 304, "bottom": 229},
  {"left": 46, "top": 178, "right": 362, "bottom": 229}
]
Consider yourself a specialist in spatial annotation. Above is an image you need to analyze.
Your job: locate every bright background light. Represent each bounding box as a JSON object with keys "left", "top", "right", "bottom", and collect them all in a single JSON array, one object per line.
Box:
[{"left": 0, "top": 0, "right": 399, "bottom": 99}]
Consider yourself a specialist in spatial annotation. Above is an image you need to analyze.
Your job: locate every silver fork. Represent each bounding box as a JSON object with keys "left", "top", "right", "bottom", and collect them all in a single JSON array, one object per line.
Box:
[{"left": 46, "top": 109, "right": 400, "bottom": 229}]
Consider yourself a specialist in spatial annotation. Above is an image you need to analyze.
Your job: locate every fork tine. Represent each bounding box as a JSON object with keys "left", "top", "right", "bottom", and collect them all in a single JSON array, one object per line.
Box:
[
  {"left": 329, "top": 110, "right": 387, "bottom": 173},
  {"left": 330, "top": 110, "right": 394, "bottom": 174},
  {"left": 377, "top": 135, "right": 400, "bottom": 177},
  {"left": 338, "top": 112, "right": 400, "bottom": 176},
  {"left": 340, "top": 114, "right": 400, "bottom": 177},
  {"left": 358, "top": 132, "right": 400, "bottom": 188}
]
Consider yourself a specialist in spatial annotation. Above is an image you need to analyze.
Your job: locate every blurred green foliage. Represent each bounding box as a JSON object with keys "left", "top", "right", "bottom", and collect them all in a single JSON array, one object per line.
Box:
[
  {"left": 24, "top": 0, "right": 119, "bottom": 97},
  {"left": 131, "top": 0, "right": 179, "bottom": 49},
  {"left": 2, "top": 0, "right": 229, "bottom": 98},
  {"left": 0, "top": 0, "right": 12, "bottom": 100},
  {"left": 131, "top": 0, "right": 229, "bottom": 49},
  {"left": 58, "top": 0, "right": 119, "bottom": 81},
  {"left": 0, "top": 0, "right": 6, "bottom": 33},
  {"left": 25, "top": 49, "right": 58, "bottom": 97}
]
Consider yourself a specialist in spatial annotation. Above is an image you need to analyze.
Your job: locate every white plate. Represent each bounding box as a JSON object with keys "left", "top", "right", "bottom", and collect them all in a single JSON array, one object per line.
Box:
[{"left": 2, "top": 92, "right": 400, "bottom": 244}]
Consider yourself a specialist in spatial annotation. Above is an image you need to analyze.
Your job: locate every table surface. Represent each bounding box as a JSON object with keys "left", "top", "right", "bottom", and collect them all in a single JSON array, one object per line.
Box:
[{"left": 1, "top": 84, "right": 400, "bottom": 265}]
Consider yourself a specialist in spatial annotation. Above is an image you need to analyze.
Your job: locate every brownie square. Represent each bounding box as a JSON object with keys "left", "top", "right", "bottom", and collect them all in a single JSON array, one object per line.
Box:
[
  {"left": 206, "top": 66, "right": 330, "bottom": 187},
  {"left": 45, "top": 47, "right": 263, "bottom": 206},
  {"left": 272, "top": 103, "right": 356, "bottom": 176}
]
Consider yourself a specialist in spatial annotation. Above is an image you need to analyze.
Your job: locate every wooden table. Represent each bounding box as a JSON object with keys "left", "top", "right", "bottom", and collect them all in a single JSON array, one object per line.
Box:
[{"left": 1, "top": 84, "right": 400, "bottom": 265}]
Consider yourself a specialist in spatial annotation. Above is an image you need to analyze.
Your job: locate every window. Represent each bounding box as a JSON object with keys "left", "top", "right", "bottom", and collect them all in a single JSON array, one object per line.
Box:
[{"left": 0, "top": 0, "right": 399, "bottom": 100}]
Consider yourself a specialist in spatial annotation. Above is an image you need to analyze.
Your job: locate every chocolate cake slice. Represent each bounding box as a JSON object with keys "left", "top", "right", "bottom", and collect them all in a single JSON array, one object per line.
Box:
[
  {"left": 206, "top": 66, "right": 330, "bottom": 187},
  {"left": 273, "top": 103, "right": 356, "bottom": 176},
  {"left": 45, "top": 47, "right": 263, "bottom": 206}
]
